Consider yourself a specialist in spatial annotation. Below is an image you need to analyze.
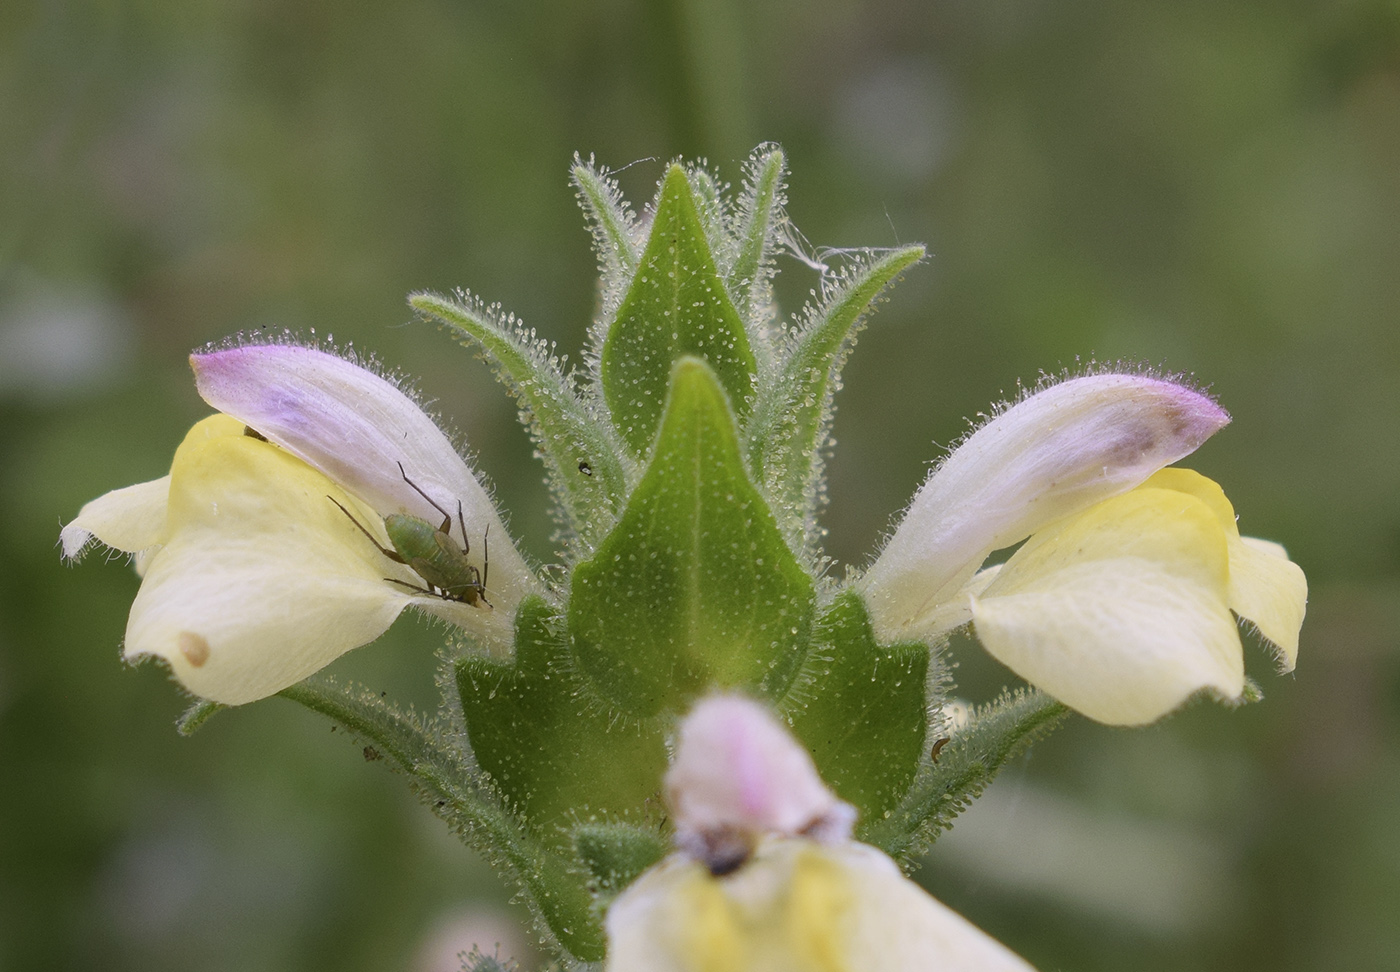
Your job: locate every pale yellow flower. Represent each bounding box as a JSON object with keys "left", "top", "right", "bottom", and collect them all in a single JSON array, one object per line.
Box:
[
  {"left": 61, "top": 345, "right": 541, "bottom": 704},
  {"left": 859, "top": 374, "right": 1306, "bottom": 726}
]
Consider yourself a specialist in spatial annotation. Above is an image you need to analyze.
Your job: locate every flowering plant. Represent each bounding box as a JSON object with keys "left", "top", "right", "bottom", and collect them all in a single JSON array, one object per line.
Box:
[{"left": 63, "top": 147, "right": 1305, "bottom": 969}]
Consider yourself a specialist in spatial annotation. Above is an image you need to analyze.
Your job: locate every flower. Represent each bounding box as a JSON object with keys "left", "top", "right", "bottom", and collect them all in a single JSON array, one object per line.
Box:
[
  {"left": 605, "top": 695, "right": 1037, "bottom": 972},
  {"left": 61, "top": 344, "right": 540, "bottom": 705},
  {"left": 858, "top": 373, "right": 1307, "bottom": 725}
]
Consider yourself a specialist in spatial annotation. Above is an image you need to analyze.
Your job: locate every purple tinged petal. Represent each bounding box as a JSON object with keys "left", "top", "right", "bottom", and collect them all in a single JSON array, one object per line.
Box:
[
  {"left": 665, "top": 695, "right": 855, "bottom": 869},
  {"left": 191, "top": 344, "right": 540, "bottom": 621},
  {"left": 860, "top": 373, "right": 1229, "bottom": 639}
]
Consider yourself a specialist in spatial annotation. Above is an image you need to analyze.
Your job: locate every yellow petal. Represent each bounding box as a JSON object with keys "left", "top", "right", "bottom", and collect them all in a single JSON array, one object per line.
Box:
[
  {"left": 833, "top": 843, "right": 1034, "bottom": 970},
  {"left": 124, "top": 416, "right": 421, "bottom": 704},
  {"left": 61, "top": 476, "right": 171, "bottom": 560},
  {"left": 972, "top": 487, "right": 1244, "bottom": 725},
  {"left": 1141, "top": 469, "right": 1306, "bottom": 669},
  {"left": 1230, "top": 537, "right": 1306, "bottom": 670},
  {"left": 605, "top": 839, "right": 1035, "bottom": 972}
]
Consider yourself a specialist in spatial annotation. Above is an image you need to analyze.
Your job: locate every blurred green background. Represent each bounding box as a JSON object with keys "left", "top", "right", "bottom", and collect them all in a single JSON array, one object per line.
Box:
[{"left": 3, "top": 0, "right": 1398, "bottom": 969}]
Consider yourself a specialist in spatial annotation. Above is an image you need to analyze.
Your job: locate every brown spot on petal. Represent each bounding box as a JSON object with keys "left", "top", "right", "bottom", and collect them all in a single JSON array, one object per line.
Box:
[
  {"left": 178, "top": 631, "right": 211, "bottom": 667},
  {"left": 1101, "top": 422, "right": 1162, "bottom": 466}
]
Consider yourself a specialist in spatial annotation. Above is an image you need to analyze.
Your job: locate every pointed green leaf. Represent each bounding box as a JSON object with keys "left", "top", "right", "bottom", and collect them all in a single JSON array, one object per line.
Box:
[
  {"left": 176, "top": 698, "right": 225, "bottom": 736},
  {"left": 571, "top": 156, "right": 640, "bottom": 279},
  {"left": 278, "top": 677, "right": 467, "bottom": 783},
  {"left": 859, "top": 688, "right": 1068, "bottom": 862},
  {"left": 412, "top": 758, "right": 606, "bottom": 961},
  {"left": 601, "top": 165, "right": 757, "bottom": 455},
  {"left": 278, "top": 674, "right": 610, "bottom": 961},
  {"left": 747, "top": 245, "right": 925, "bottom": 547},
  {"left": 458, "top": 596, "right": 668, "bottom": 836},
  {"left": 275, "top": 677, "right": 516, "bottom": 861},
  {"left": 412, "top": 291, "right": 631, "bottom": 551},
  {"left": 570, "top": 359, "right": 815, "bottom": 717},
  {"left": 687, "top": 164, "right": 730, "bottom": 267},
  {"left": 728, "top": 145, "right": 786, "bottom": 319},
  {"left": 782, "top": 591, "right": 929, "bottom": 823},
  {"left": 571, "top": 157, "right": 640, "bottom": 342}
]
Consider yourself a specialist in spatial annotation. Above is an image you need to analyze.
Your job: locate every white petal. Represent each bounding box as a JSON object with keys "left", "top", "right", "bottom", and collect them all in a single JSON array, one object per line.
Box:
[
  {"left": 605, "top": 838, "right": 1035, "bottom": 972},
  {"left": 915, "top": 563, "right": 1002, "bottom": 642},
  {"left": 127, "top": 531, "right": 412, "bottom": 705},
  {"left": 61, "top": 476, "right": 170, "bottom": 560},
  {"left": 191, "top": 344, "right": 542, "bottom": 634},
  {"left": 860, "top": 374, "right": 1229, "bottom": 640},
  {"left": 971, "top": 487, "right": 1244, "bottom": 725}
]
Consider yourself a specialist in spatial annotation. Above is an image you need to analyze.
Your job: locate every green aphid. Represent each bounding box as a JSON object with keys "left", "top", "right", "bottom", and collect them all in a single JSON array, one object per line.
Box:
[{"left": 331, "top": 462, "right": 490, "bottom": 608}]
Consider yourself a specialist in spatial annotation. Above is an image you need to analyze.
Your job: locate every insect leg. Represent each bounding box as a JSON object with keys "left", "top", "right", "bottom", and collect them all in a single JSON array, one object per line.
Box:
[
  {"left": 328, "top": 497, "right": 407, "bottom": 564},
  {"left": 386, "top": 576, "right": 490, "bottom": 610},
  {"left": 452, "top": 499, "right": 490, "bottom": 602},
  {"left": 397, "top": 461, "right": 453, "bottom": 534},
  {"left": 383, "top": 577, "right": 444, "bottom": 597}
]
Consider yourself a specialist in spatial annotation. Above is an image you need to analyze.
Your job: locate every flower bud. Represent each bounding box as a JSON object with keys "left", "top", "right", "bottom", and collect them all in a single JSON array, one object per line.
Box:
[{"left": 666, "top": 695, "right": 855, "bottom": 873}]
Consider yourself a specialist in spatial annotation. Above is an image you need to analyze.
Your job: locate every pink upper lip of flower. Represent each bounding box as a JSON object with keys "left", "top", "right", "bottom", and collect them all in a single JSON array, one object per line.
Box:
[
  {"left": 859, "top": 372, "right": 1230, "bottom": 632},
  {"left": 189, "top": 342, "right": 543, "bottom": 623},
  {"left": 191, "top": 344, "right": 482, "bottom": 528}
]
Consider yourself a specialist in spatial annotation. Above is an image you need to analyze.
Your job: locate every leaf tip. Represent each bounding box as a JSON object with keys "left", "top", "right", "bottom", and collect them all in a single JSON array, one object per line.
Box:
[{"left": 176, "top": 698, "right": 226, "bottom": 736}]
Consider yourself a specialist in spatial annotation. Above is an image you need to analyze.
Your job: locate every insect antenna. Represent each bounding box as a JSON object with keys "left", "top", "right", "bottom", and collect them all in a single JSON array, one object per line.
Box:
[{"left": 383, "top": 577, "right": 438, "bottom": 597}]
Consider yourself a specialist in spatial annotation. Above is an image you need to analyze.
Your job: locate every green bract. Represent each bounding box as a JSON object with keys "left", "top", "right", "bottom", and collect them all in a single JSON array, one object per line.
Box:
[
  {"left": 192, "top": 148, "right": 1067, "bottom": 965},
  {"left": 570, "top": 357, "right": 815, "bottom": 715}
]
